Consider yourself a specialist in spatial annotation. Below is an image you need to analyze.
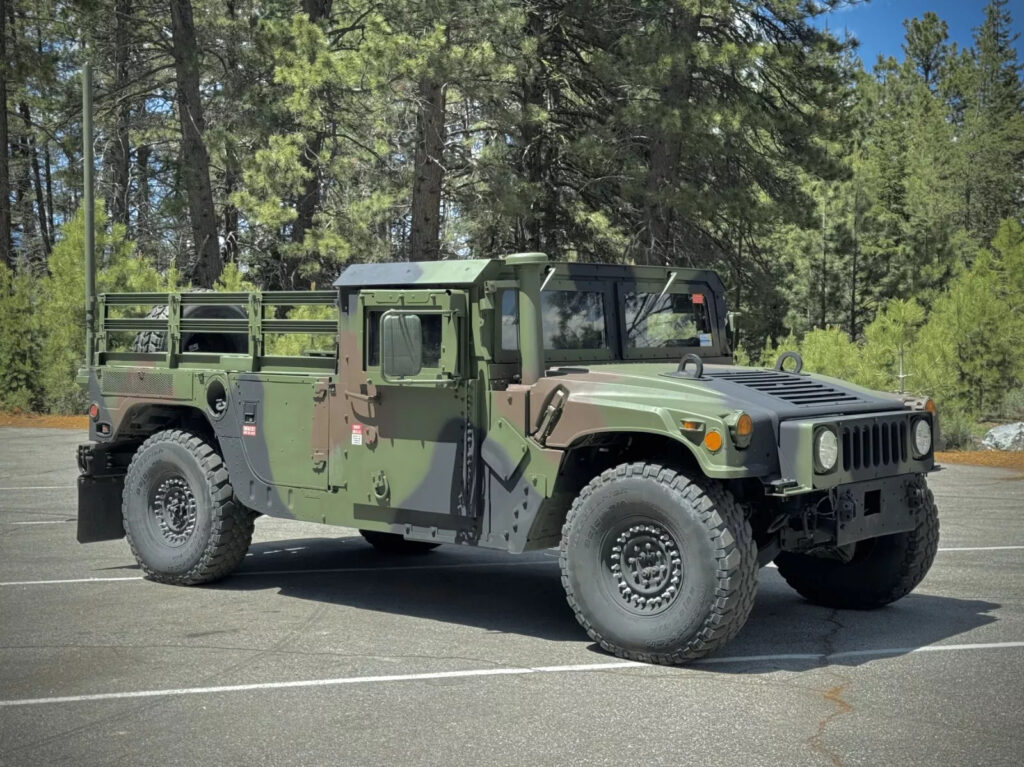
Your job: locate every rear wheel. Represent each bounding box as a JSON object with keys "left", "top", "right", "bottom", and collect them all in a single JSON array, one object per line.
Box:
[
  {"left": 359, "top": 529, "right": 440, "bottom": 554},
  {"left": 774, "top": 479, "right": 939, "bottom": 609},
  {"left": 560, "top": 462, "right": 757, "bottom": 665},
  {"left": 122, "top": 429, "right": 254, "bottom": 585}
]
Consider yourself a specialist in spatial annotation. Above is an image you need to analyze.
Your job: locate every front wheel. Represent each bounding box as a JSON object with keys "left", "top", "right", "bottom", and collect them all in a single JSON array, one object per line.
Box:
[
  {"left": 774, "top": 479, "right": 939, "bottom": 609},
  {"left": 122, "top": 429, "right": 254, "bottom": 585},
  {"left": 559, "top": 463, "right": 758, "bottom": 665}
]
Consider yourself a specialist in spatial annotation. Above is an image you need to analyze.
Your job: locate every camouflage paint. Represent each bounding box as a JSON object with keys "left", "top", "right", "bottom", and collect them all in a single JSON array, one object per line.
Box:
[{"left": 78, "top": 257, "right": 936, "bottom": 554}]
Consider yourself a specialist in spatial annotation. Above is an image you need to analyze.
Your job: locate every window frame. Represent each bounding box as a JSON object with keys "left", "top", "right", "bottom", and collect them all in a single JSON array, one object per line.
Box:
[{"left": 359, "top": 289, "right": 465, "bottom": 386}]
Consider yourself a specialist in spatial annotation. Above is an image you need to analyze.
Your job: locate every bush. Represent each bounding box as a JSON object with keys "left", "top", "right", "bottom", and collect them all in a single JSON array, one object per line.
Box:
[
  {"left": 0, "top": 263, "right": 42, "bottom": 411},
  {"left": 999, "top": 387, "right": 1024, "bottom": 421},
  {"left": 939, "top": 410, "right": 975, "bottom": 451},
  {"left": 39, "top": 204, "right": 165, "bottom": 414}
]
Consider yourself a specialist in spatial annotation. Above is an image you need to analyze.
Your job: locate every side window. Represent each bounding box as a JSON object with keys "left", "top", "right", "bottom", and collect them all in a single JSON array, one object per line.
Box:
[
  {"left": 500, "top": 290, "right": 519, "bottom": 351},
  {"left": 498, "top": 288, "right": 608, "bottom": 351},
  {"left": 365, "top": 310, "right": 443, "bottom": 369},
  {"left": 542, "top": 290, "right": 607, "bottom": 350}
]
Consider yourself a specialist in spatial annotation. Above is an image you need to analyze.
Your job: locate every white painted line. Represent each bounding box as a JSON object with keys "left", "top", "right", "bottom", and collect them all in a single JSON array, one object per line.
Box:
[
  {"left": 0, "top": 560, "right": 556, "bottom": 587},
  {"left": 5, "top": 520, "right": 71, "bottom": 525},
  {"left": 0, "top": 485, "right": 73, "bottom": 491},
  {"left": 0, "top": 661, "right": 643, "bottom": 708},
  {"left": 938, "top": 546, "right": 1024, "bottom": 552},
  {"left": 696, "top": 641, "right": 1024, "bottom": 665},
  {"left": 2, "top": 641, "right": 1022, "bottom": 708},
  {"left": 0, "top": 576, "right": 142, "bottom": 586}
]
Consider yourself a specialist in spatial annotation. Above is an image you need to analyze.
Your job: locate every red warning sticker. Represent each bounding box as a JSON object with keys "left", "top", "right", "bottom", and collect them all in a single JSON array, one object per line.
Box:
[
  {"left": 242, "top": 424, "right": 256, "bottom": 437},
  {"left": 351, "top": 423, "right": 363, "bottom": 446},
  {"left": 692, "top": 293, "right": 704, "bottom": 304}
]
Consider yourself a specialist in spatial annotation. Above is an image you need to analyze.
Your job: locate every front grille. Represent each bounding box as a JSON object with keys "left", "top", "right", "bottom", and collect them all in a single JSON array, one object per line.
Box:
[
  {"left": 841, "top": 419, "right": 908, "bottom": 471},
  {"left": 707, "top": 370, "right": 865, "bottom": 408}
]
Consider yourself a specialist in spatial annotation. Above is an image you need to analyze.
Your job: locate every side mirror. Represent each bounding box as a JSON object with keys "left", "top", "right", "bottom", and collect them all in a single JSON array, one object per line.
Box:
[
  {"left": 381, "top": 312, "right": 422, "bottom": 378},
  {"left": 727, "top": 310, "right": 742, "bottom": 334}
]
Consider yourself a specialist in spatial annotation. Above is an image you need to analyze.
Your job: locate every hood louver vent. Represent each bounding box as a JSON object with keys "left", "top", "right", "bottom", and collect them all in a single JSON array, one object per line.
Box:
[{"left": 705, "top": 370, "right": 866, "bottom": 408}]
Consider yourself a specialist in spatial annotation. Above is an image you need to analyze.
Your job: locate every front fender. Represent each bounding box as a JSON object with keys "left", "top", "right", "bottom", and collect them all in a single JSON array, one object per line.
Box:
[{"left": 543, "top": 394, "right": 773, "bottom": 479}]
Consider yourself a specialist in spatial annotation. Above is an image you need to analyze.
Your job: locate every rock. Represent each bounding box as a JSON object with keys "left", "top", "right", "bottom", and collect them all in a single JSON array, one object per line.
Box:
[{"left": 981, "top": 422, "right": 1024, "bottom": 451}]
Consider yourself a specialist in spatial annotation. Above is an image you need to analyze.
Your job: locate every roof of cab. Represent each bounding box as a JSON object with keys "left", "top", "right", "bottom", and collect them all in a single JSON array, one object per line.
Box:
[{"left": 333, "top": 259, "right": 495, "bottom": 288}]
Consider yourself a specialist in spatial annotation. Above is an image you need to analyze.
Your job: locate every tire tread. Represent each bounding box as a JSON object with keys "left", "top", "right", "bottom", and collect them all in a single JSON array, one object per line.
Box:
[
  {"left": 559, "top": 461, "right": 757, "bottom": 665},
  {"left": 122, "top": 429, "right": 254, "bottom": 585}
]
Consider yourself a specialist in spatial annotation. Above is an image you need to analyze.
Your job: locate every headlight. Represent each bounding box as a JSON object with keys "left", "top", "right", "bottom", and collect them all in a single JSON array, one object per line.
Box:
[
  {"left": 913, "top": 419, "right": 932, "bottom": 457},
  {"left": 814, "top": 427, "right": 839, "bottom": 473}
]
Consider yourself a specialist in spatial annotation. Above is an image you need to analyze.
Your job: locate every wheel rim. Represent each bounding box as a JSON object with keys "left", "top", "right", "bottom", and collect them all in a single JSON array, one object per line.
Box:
[
  {"left": 604, "top": 521, "right": 683, "bottom": 615},
  {"left": 150, "top": 474, "right": 197, "bottom": 547}
]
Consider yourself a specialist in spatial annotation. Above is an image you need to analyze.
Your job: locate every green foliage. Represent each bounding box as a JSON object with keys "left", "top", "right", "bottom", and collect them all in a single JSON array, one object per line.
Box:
[
  {"left": 0, "top": 263, "right": 42, "bottom": 411},
  {"left": 939, "top": 410, "right": 976, "bottom": 451},
  {"left": 38, "top": 205, "right": 165, "bottom": 413},
  {"left": 2, "top": 0, "right": 1023, "bottom": 424}
]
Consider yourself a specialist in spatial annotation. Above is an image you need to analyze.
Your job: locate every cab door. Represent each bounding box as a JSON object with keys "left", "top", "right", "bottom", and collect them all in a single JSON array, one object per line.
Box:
[{"left": 347, "top": 289, "right": 475, "bottom": 517}]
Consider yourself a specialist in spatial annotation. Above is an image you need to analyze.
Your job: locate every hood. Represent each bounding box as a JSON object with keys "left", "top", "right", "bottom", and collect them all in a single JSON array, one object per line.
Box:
[{"left": 541, "top": 362, "right": 906, "bottom": 421}]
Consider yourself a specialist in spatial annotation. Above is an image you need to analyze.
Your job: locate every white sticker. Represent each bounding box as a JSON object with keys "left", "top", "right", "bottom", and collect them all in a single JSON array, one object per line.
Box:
[
  {"left": 351, "top": 424, "right": 363, "bottom": 446},
  {"left": 699, "top": 333, "right": 713, "bottom": 347}
]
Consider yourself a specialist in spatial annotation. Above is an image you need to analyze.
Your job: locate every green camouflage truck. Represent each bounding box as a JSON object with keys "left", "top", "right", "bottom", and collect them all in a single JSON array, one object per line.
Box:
[{"left": 76, "top": 252, "right": 940, "bottom": 665}]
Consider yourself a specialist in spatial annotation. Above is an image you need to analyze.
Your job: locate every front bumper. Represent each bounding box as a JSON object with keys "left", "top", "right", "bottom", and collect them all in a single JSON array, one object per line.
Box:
[
  {"left": 778, "top": 473, "right": 929, "bottom": 549},
  {"left": 771, "top": 411, "right": 935, "bottom": 496}
]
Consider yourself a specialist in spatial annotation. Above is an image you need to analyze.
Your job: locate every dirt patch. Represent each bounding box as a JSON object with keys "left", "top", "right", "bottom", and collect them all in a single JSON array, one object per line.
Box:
[
  {"left": 0, "top": 412, "right": 88, "bottom": 430},
  {"left": 936, "top": 450, "right": 1024, "bottom": 471}
]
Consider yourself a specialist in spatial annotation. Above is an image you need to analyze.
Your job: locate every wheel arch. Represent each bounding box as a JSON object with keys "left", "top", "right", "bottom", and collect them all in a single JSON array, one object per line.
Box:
[
  {"left": 520, "top": 430, "right": 706, "bottom": 551},
  {"left": 113, "top": 402, "right": 217, "bottom": 446}
]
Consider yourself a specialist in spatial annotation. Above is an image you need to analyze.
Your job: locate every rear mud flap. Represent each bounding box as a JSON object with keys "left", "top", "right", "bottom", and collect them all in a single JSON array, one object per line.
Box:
[{"left": 77, "top": 475, "right": 126, "bottom": 543}]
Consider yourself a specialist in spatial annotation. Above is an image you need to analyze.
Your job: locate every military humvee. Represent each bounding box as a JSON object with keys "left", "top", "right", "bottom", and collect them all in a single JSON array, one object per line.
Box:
[{"left": 76, "top": 252, "right": 939, "bottom": 664}]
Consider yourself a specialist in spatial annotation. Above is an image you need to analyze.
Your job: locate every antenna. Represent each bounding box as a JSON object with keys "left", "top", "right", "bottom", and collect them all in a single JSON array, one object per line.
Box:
[{"left": 83, "top": 63, "right": 96, "bottom": 366}]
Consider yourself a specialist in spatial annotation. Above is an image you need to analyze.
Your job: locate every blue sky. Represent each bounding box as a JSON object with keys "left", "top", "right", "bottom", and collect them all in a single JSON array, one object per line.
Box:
[{"left": 814, "top": 0, "right": 1024, "bottom": 68}]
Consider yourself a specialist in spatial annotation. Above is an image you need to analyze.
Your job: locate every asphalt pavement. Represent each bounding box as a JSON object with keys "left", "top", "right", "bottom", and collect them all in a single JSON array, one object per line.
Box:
[{"left": 0, "top": 426, "right": 1022, "bottom": 766}]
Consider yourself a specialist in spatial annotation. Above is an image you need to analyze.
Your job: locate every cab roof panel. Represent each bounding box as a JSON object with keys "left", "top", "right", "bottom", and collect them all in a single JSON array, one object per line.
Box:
[{"left": 333, "top": 259, "right": 496, "bottom": 288}]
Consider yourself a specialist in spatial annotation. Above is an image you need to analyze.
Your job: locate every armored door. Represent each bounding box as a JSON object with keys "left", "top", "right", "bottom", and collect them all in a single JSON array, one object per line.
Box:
[{"left": 344, "top": 289, "right": 476, "bottom": 519}]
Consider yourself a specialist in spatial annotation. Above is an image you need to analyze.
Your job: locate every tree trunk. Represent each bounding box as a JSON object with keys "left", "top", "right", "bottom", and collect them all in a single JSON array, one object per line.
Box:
[
  {"left": 642, "top": 15, "right": 694, "bottom": 266},
  {"left": 170, "top": 0, "right": 221, "bottom": 287},
  {"left": 287, "top": 0, "right": 333, "bottom": 285},
  {"left": 0, "top": 0, "right": 10, "bottom": 267},
  {"left": 410, "top": 77, "right": 445, "bottom": 261},
  {"left": 19, "top": 103, "right": 49, "bottom": 256},
  {"left": 109, "top": 0, "right": 132, "bottom": 229}
]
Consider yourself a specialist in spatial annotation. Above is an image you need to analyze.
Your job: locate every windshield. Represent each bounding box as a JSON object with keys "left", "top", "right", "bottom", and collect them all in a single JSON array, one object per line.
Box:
[{"left": 623, "top": 291, "right": 714, "bottom": 349}]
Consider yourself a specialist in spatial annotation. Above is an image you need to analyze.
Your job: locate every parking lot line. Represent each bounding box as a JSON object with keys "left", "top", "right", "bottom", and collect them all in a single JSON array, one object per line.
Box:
[
  {"left": 5, "top": 520, "right": 71, "bottom": 525},
  {"left": 0, "top": 485, "right": 72, "bottom": 491},
  {"left": 3, "top": 544, "right": 1020, "bottom": 587},
  {"left": 2, "top": 642, "right": 1022, "bottom": 709},
  {"left": 0, "top": 560, "right": 556, "bottom": 587}
]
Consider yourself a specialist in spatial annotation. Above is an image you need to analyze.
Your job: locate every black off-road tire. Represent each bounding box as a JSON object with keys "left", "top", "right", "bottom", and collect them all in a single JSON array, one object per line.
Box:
[
  {"left": 559, "top": 462, "right": 758, "bottom": 665},
  {"left": 132, "top": 304, "right": 171, "bottom": 353},
  {"left": 359, "top": 529, "right": 441, "bottom": 554},
  {"left": 130, "top": 293, "right": 247, "bottom": 354},
  {"left": 122, "top": 429, "right": 254, "bottom": 585},
  {"left": 774, "top": 481, "right": 939, "bottom": 609}
]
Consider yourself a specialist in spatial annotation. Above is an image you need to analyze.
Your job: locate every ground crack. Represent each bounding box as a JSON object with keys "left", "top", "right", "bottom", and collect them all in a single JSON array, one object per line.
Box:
[{"left": 805, "top": 610, "right": 854, "bottom": 766}]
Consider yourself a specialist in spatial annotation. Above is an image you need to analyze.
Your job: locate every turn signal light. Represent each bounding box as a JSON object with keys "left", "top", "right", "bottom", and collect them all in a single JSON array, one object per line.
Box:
[
  {"left": 924, "top": 398, "right": 937, "bottom": 415},
  {"left": 704, "top": 430, "right": 723, "bottom": 452},
  {"left": 736, "top": 413, "right": 753, "bottom": 437},
  {"left": 88, "top": 403, "right": 100, "bottom": 420}
]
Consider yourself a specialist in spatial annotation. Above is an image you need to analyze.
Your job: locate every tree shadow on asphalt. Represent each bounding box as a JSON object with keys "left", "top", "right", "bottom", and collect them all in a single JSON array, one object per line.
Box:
[{"left": 211, "top": 535, "right": 1000, "bottom": 669}]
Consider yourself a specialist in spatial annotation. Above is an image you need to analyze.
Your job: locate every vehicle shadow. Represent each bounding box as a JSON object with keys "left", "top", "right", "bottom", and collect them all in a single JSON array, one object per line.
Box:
[{"left": 212, "top": 536, "right": 1000, "bottom": 669}]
